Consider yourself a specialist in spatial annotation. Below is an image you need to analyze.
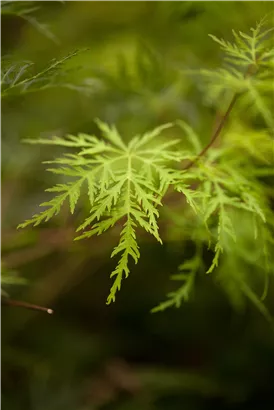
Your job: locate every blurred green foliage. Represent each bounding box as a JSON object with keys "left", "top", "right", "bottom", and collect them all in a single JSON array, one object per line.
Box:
[{"left": 2, "top": 2, "right": 274, "bottom": 409}]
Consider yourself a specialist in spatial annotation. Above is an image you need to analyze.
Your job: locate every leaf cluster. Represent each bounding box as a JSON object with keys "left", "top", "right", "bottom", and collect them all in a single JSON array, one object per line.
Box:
[
  {"left": 18, "top": 19, "right": 274, "bottom": 315},
  {"left": 187, "top": 17, "right": 274, "bottom": 128},
  {"left": 18, "top": 121, "right": 194, "bottom": 303}
]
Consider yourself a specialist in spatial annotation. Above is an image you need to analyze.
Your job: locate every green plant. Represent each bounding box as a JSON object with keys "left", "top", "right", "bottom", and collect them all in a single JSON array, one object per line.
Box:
[
  {"left": 1, "top": 1, "right": 87, "bottom": 309},
  {"left": 17, "top": 19, "right": 274, "bottom": 316},
  {"left": 1, "top": 49, "right": 91, "bottom": 98}
]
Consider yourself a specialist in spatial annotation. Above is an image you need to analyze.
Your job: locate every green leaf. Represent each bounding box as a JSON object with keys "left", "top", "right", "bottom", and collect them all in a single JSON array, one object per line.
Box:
[{"left": 19, "top": 119, "right": 187, "bottom": 303}]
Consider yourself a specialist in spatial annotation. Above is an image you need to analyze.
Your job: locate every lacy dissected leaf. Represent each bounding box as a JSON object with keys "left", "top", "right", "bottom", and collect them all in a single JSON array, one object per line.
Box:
[
  {"left": 188, "top": 18, "right": 274, "bottom": 108},
  {"left": 16, "top": 18, "right": 274, "bottom": 314},
  {"left": 18, "top": 120, "right": 195, "bottom": 303},
  {"left": 170, "top": 117, "right": 273, "bottom": 285},
  {"left": 214, "top": 207, "right": 274, "bottom": 322},
  {"left": 1, "top": 50, "right": 88, "bottom": 98},
  {"left": 1, "top": 58, "right": 33, "bottom": 88},
  {"left": 209, "top": 17, "right": 274, "bottom": 68},
  {"left": 158, "top": 139, "right": 273, "bottom": 313},
  {"left": 198, "top": 159, "right": 267, "bottom": 273},
  {"left": 152, "top": 250, "right": 202, "bottom": 312}
]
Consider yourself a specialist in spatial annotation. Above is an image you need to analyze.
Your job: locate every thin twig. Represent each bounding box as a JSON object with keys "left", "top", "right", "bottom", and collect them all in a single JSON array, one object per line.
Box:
[
  {"left": 183, "top": 64, "right": 256, "bottom": 171},
  {"left": 2, "top": 298, "right": 53, "bottom": 314},
  {"left": 183, "top": 94, "right": 239, "bottom": 171}
]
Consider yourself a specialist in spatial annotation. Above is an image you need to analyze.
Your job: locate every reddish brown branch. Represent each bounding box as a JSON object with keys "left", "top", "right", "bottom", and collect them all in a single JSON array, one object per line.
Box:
[
  {"left": 183, "top": 93, "right": 239, "bottom": 171},
  {"left": 2, "top": 298, "right": 53, "bottom": 314},
  {"left": 183, "top": 64, "right": 256, "bottom": 172}
]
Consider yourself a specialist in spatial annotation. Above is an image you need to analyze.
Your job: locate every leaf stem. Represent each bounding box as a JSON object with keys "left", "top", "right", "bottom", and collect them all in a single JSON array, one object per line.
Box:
[
  {"left": 183, "top": 64, "right": 256, "bottom": 171},
  {"left": 183, "top": 94, "right": 239, "bottom": 171}
]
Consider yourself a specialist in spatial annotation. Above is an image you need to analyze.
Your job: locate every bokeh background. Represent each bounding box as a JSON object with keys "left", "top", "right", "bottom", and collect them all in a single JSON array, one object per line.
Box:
[{"left": 2, "top": 2, "right": 274, "bottom": 409}]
